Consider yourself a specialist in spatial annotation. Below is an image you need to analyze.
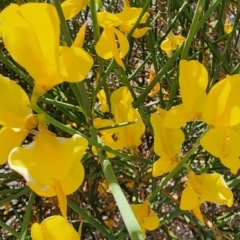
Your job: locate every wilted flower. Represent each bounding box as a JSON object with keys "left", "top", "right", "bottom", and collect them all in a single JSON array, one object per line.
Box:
[
  {"left": 0, "top": 74, "right": 36, "bottom": 164},
  {"left": 31, "top": 215, "right": 79, "bottom": 240},
  {"left": 160, "top": 32, "right": 185, "bottom": 57},
  {"left": 151, "top": 107, "right": 184, "bottom": 176},
  {"left": 8, "top": 131, "right": 88, "bottom": 217},
  {"left": 0, "top": 3, "right": 93, "bottom": 95},
  {"left": 180, "top": 171, "right": 233, "bottom": 224},
  {"left": 130, "top": 201, "right": 159, "bottom": 233}
]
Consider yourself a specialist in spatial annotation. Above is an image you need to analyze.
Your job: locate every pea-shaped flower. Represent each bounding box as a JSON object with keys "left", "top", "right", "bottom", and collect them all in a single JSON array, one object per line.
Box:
[
  {"left": 31, "top": 215, "right": 79, "bottom": 240},
  {"left": 180, "top": 172, "right": 233, "bottom": 224},
  {"left": 8, "top": 131, "right": 88, "bottom": 217},
  {"left": 0, "top": 74, "right": 35, "bottom": 164},
  {"left": 130, "top": 201, "right": 159, "bottom": 233},
  {"left": 0, "top": 3, "right": 93, "bottom": 94}
]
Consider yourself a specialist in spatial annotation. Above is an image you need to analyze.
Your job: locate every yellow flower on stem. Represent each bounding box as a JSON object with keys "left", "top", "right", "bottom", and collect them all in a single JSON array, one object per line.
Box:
[
  {"left": 31, "top": 215, "right": 79, "bottom": 240},
  {"left": 97, "top": 89, "right": 110, "bottom": 113},
  {"left": 95, "top": 4, "right": 149, "bottom": 68},
  {"left": 0, "top": 74, "right": 36, "bottom": 164},
  {"left": 61, "top": 0, "right": 88, "bottom": 20},
  {"left": 8, "top": 131, "right": 88, "bottom": 218},
  {"left": 151, "top": 107, "right": 184, "bottom": 177},
  {"left": 110, "top": 87, "right": 145, "bottom": 150},
  {"left": 160, "top": 32, "right": 185, "bottom": 57},
  {"left": 201, "top": 74, "right": 240, "bottom": 173},
  {"left": 130, "top": 201, "right": 159, "bottom": 233},
  {"left": 164, "top": 60, "right": 208, "bottom": 128},
  {"left": 180, "top": 171, "right": 233, "bottom": 224},
  {"left": 0, "top": 3, "right": 93, "bottom": 95},
  {"left": 92, "top": 118, "right": 118, "bottom": 158}
]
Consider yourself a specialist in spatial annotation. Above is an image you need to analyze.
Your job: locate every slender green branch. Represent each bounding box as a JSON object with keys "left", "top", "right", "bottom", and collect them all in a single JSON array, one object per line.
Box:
[{"left": 19, "top": 191, "right": 36, "bottom": 240}]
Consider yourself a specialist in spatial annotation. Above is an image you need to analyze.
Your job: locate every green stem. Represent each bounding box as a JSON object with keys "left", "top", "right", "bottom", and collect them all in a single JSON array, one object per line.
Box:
[
  {"left": 68, "top": 199, "right": 115, "bottom": 240},
  {"left": 181, "top": 0, "right": 206, "bottom": 59},
  {"left": 0, "top": 220, "right": 20, "bottom": 239},
  {"left": 19, "top": 191, "right": 36, "bottom": 240},
  {"left": 96, "top": 138, "right": 145, "bottom": 240}
]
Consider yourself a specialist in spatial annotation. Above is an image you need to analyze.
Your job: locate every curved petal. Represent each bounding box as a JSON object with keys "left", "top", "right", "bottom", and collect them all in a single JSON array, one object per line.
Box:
[
  {"left": 0, "top": 127, "right": 28, "bottom": 164},
  {"left": 202, "top": 74, "right": 240, "bottom": 126},
  {"left": 2, "top": 3, "right": 61, "bottom": 90},
  {"left": 151, "top": 107, "right": 184, "bottom": 157},
  {"left": 72, "top": 22, "right": 87, "bottom": 48},
  {"left": 60, "top": 163, "right": 85, "bottom": 195},
  {"left": 192, "top": 206, "right": 204, "bottom": 224},
  {"left": 163, "top": 105, "right": 193, "bottom": 129},
  {"left": 114, "top": 28, "right": 129, "bottom": 59},
  {"left": 180, "top": 184, "right": 199, "bottom": 210},
  {"left": 143, "top": 211, "right": 159, "bottom": 231},
  {"left": 179, "top": 60, "right": 208, "bottom": 116},
  {"left": 200, "top": 127, "right": 226, "bottom": 158},
  {"left": 59, "top": 46, "right": 93, "bottom": 82},
  {"left": 61, "top": 0, "right": 88, "bottom": 20},
  {"left": 0, "top": 75, "right": 31, "bottom": 128},
  {"left": 152, "top": 157, "right": 178, "bottom": 177},
  {"left": 119, "top": 25, "right": 149, "bottom": 38},
  {"left": 33, "top": 216, "right": 79, "bottom": 240},
  {"left": 31, "top": 223, "right": 44, "bottom": 240}
]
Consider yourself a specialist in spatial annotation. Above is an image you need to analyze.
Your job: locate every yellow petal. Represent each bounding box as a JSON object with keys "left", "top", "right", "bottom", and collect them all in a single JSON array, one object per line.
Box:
[
  {"left": 189, "top": 172, "right": 233, "bottom": 206},
  {"left": 97, "top": 89, "right": 109, "bottom": 113},
  {"left": 0, "top": 127, "right": 28, "bottom": 165},
  {"left": 111, "top": 86, "right": 133, "bottom": 107},
  {"left": 31, "top": 216, "right": 79, "bottom": 240},
  {"left": 152, "top": 156, "right": 178, "bottom": 177},
  {"left": 114, "top": 27, "right": 129, "bottom": 59},
  {"left": 97, "top": 12, "right": 123, "bottom": 28},
  {"left": 151, "top": 107, "right": 184, "bottom": 157},
  {"left": 72, "top": 22, "right": 87, "bottom": 48},
  {"left": 192, "top": 206, "right": 204, "bottom": 224},
  {"left": 59, "top": 46, "right": 93, "bottom": 82},
  {"left": 179, "top": 60, "right": 208, "bottom": 116},
  {"left": 54, "top": 180, "right": 67, "bottom": 218},
  {"left": 202, "top": 74, "right": 240, "bottom": 126},
  {"left": 143, "top": 211, "right": 159, "bottom": 231},
  {"left": 180, "top": 184, "right": 199, "bottom": 210},
  {"left": 1, "top": 3, "right": 61, "bottom": 91},
  {"left": 93, "top": 118, "right": 117, "bottom": 135},
  {"left": 61, "top": 0, "right": 88, "bottom": 20},
  {"left": 60, "top": 162, "right": 85, "bottom": 195},
  {"left": 163, "top": 105, "right": 193, "bottom": 128},
  {"left": 0, "top": 75, "right": 32, "bottom": 128},
  {"left": 31, "top": 223, "right": 44, "bottom": 240},
  {"left": 119, "top": 24, "right": 149, "bottom": 38},
  {"left": 9, "top": 132, "right": 88, "bottom": 196},
  {"left": 160, "top": 38, "right": 173, "bottom": 52}
]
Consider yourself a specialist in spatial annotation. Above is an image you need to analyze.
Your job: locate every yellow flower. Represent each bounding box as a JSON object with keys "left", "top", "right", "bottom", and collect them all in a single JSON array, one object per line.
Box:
[
  {"left": 95, "top": 4, "right": 149, "bottom": 68},
  {"left": 160, "top": 32, "right": 185, "bottom": 57},
  {"left": 61, "top": 0, "right": 88, "bottom": 20},
  {"left": 92, "top": 118, "right": 118, "bottom": 158},
  {"left": 147, "top": 65, "right": 160, "bottom": 97},
  {"left": 8, "top": 131, "right": 88, "bottom": 217},
  {"left": 180, "top": 171, "right": 233, "bottom": 224},
  {"left": 130, "top": 201, "right": 159, "bottom": 233},
  {"left": 31, "top": 215, "right": 79, "bottom": 240},
  {"left": 0, "top": 3, "right": 93, "bottom": 94},
  {"left": 224, "top": 19, "right": 233, "bottom": 34},
  {"left": 0, "top": 74, "right": 35, "bottom": 164},
  {"left": 151, "top": 107, "right": 184, "bottom": 177},
  {"left": 110, "top": 87, "right": 145, "bottom": 150},
  {"left": 97, "top": 89, "right": 109, "bottom": 113},
  {"left": 164, "top": 60, "right": 208, "bottom": 128},
  {"left": 201, "top": 74, "right": 240, "bottom": 173}
]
